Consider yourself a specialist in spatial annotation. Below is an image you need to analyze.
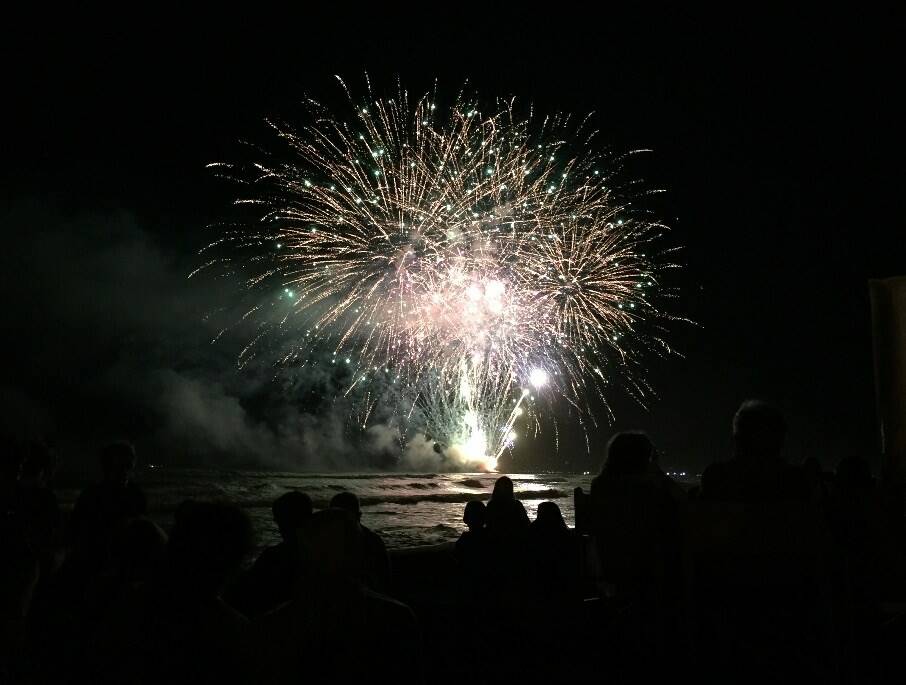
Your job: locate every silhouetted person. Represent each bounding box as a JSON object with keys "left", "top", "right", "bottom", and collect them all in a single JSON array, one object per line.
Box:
[
  {"left": 16, "top": 440, "right": 63, "bottom": 579},
  {"left": 589, "top": 432, "right": 682, "bottom": 671},
  {"left": 230, "top": 491, "right": 313, "bottom": 617},
  {"left": 528, "top": 501, "right": 580, "bottom": 604},
  {"left": 80, "top": 516, "right": 170, "bottom": 628},
  {"left": 800, "top": 456, "right": 829, "bottom": 503},
  {"left": 691, "top": 405, "right": 835, "bottom": 682},
  {"left": 485, "top": 476, "right": 529, "bottom": 540},
  {"left": 256, "top": 508, "right": 421, "bottom": 684},
  {"left": 647, "top": 442, "right": 689, "bottom": 506},
  {"left": 70, "top": 442, "right": 147, "bottom": 573},
  {"left": 89, "top": 500, "right": 256, "bottom": 685},
  {"left": 701, "top": 400, "right": 806, "bottom": 502},
  {"left": 482, "top": 476, "right": 531, "bottom": 610},
  {"left": 330, "top": 491, "right": 391, "bottom": 594},
  {"left": 0, "top": 439, "right": 39, "bottom": 679},
  {"left": 827, "top": 456, "right": 904, "bottom": 607},
  {"left": 460, "top": 499, "right": 487, "bottom": 535},
  {"left": 589, "top": 433, "right": 680, "bottom": 587},
  {"left": 455, "top": 500, "right": 490, "bottom": 600},
  {"left": 532, "top": 500, "right": 567, "bottom": 532},
  {"left": 590, "top": 432, "right": 652, "bottom": 494}
]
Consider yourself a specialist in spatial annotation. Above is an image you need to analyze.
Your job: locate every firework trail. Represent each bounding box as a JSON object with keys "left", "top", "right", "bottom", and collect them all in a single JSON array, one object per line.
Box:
[{"left": 200, "top": 77, "right": 678, "bottom": 470}]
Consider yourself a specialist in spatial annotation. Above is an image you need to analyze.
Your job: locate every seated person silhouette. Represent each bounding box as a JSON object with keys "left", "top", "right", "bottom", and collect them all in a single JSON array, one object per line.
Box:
[
  {"left": 1, "top": 441, "right": 40, "bottom": 671},
  {"left": 89, "top": 500, "right": 256, "bottom": 685},
  {"left": 456, "top": 500, "right": 488, "bottom": 550},
  {"left": 256, "top": 508, "right": 421, "bottom": 685},
  {"left": 329, "top": 491, "right": 391, "bottom": 594},
  {"left": 827, "top": 455, "right": 904, "bottom": 608},
  {"left": 455, "top": 500, "right": 490, "bottom": 600},
  {"left": 691, "top": 403, "right": 834, "bottom": 681},
  {"left": 589, "top": 432, "right": 681, "bottom": 596},
  {"left": 16, "top": 440, "right": 63, "bottom": 575},
  {"left": 88, "top": 517, "right": 168, "bottom": 622},
  {"left": 70, "top": 442, "right": 147, "bottom": 573},
  {"left": 229, "top": 491, "right": 313, "bottom": 617},
  {"left": 701, "top": 400, "right": 806, "bottom": 502},
  {"left": 483, "top": 477, "right": 531, "bottom": 602},
  {"left": 529, "top": 501, "right": 580, "bottom": 603},
  {"left": 485, "top": 476, "right": 529, "bottom": 540}
]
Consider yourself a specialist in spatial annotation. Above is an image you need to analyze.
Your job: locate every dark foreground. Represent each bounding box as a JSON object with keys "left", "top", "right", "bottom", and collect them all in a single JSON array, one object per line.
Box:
[{"left": 3, "top": 402, "right": 906, "bottom": 684}]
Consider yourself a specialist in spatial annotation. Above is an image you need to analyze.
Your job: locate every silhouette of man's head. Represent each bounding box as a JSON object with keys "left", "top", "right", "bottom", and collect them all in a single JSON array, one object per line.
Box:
[
  {"left": 492, "top": 476, "right": 515, "bottom": 500},
  {"left": 273, "top": 491, "right": 314, "bottom": 542},
  {"left": 100, "top": 442, "right": 137, "bottom": 487},
  {"left": 732, "top": 400, "right": 786, "bottom": 461},
  {"left": 167, "top": 501, "right": 254, "bottom": 595},
  {"left": 463, "top": 500, "right": 487, "bottom": 531},
  {"left": 330, "top": 491, "right": 362, "bottom": 523},
  {"left": 298, "top": 508, "right": 360, "bottom": 582},
  {"left": 535, "top": 501, "right": 567, "bottom": 530},
  {"left": 603, "top": 432, "right": 653, "bottom": 478}
]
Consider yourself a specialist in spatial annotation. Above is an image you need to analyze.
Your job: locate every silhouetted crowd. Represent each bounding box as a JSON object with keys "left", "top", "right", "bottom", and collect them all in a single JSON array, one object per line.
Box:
[{"left": 2, "top": 399, "right": 906, "bottom": 683}]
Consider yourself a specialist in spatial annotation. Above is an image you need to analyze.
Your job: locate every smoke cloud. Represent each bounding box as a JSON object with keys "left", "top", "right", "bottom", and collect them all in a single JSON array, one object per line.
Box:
[{"left": 0, "top": 203, "right": 460, "bottom": 471}]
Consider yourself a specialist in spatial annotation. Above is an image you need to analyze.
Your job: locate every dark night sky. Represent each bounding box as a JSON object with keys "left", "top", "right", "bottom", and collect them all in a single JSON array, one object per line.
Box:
[{"left": 1, "top": 9, "right": 903, "bottom": 473}]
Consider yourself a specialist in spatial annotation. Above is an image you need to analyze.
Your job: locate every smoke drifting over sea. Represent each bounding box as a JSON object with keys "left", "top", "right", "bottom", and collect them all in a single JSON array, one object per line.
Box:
[{"left": 0, "top": 204, "right": 461, "bottom": 471}]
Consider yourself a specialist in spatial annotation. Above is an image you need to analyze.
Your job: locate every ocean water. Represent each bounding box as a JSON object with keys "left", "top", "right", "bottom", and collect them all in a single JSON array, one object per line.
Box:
[{"left": 58, "top": 470, "right": 593, "bottom": 549}]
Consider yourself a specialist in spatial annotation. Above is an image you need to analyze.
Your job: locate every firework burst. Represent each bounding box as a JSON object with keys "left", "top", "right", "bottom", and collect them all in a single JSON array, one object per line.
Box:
[{"left": 200, "top": 77, "right": 678, "bottom": 470}]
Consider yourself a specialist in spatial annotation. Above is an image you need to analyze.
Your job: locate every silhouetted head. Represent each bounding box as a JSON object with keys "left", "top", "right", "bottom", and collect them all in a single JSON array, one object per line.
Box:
[
  {"left": 835, "top": 455, "right": 874, "bottom": 493},
  {"left": 298, "top": 508, "right": 360, "bottom": 582},
  {"left": 535, "top": 501, "right": 567, "bottom": 531},
  {"left": 99, "top": 441, "right": 137, "bottom": 487},
  {"left": 111, "top": 517, "right": 167, "bottom": 583},
  {"left": 19, "top": 440, "right": 57, "bottom": 486},
  {"left": 732, "top": 400, "right": 786, "bottom": 461},
  {"left": 330, "top": 491, "right": 362, "bottom": 523},
  {"left": 167, "top": 501, "right": 254, "bottom": 595},
  {"left": 273, "top": 491, "right": 314, "bottom": 542},
  {"left": 463, "top": 500, "right": 487, "bottom": 531},
  {"left": 491, "top": 476, "right": 515, "bottom": 501},
  {"left": 603, "top": 432, "right": 654, "bottom": 478}
]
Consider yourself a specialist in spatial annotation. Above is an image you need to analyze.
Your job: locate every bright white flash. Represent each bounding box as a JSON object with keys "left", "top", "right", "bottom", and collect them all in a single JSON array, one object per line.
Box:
[{"left": 529, "top": 367, "right": 548, "bottom": 388}]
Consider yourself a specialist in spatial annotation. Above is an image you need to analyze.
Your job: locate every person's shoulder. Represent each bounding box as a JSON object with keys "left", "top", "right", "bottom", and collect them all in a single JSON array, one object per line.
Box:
[
  {"left": 362, "top": 525, "right": 386, "bottom": 546},
  {"left": 701, "top": 460, "right": 735, "bottom": 496},
  {"left": 589, "top": 473, "right": 608, "bottom": 495},
  {"left": 456, "top": 529, "right": 485, "bottom": 550},
  {"left": 251, "top": 542, "right": 287, "bottom": 568},
  {"left": 362, "top": 587, "right": 416, "bottom": 622},
  {"left": 124, "top": 481, "right": 147, "bottom": 509},
  {"left": 215, "top": 596, "right": 251, "bottom": 625},
  {"left": 253, "top": 597, "right": 296, "bottom": 633}
]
